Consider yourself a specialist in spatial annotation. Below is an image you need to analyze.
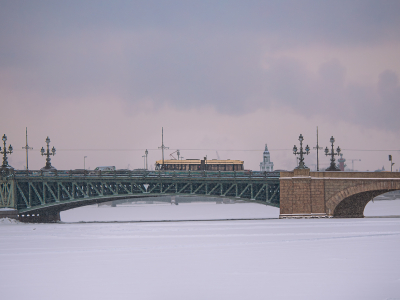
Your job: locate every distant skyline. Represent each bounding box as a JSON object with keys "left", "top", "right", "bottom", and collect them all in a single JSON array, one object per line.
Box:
[{"left": 1, "top": 1, "right": 399, "bottom": 171}]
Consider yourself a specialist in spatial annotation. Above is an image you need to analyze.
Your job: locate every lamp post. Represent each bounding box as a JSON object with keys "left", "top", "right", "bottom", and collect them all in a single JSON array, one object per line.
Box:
[
  {"left": 313, "top": 126, "right": 323, "bottom": 171},
  {"left": 293, "top": 134, "right": 310, "bottom": 169},
  {"left": 145, "top": 149, "right": 148, "bottom": 170},
  {"left": 389, "top": 155, "right": 395, "bottom": 172},
  {"left": 158, "top": 127, "right": 169, "bottom": 170},
  {"left": 0, "top": 134, "right": 13, "bottom": 171},
  {"left": 40, "top": 136, "right": 56, "bottom": 171},
  {"left": 22, "top": 128, "right": 33, "bottom": 170},
  {"left": 84, "top": 156, "right": 87, "bottom": 170},
  {"left": 142, "top": 155, "right": 146, "bottom": 169},
  {"left": 324, "top": 136, "right": 341, "bottom": 171}
]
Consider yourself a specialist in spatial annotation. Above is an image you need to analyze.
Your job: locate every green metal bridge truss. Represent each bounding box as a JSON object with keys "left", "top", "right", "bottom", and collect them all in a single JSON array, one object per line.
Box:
[{"left": 1, "top": 170, "right": 280, "bottom": 222}]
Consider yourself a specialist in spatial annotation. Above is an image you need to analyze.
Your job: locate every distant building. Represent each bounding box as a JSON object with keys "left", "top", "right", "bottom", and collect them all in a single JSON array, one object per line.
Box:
[
  {"left": 374, "top": 166, "right": 386, "bottom": 172},
  {"left": 338, "top": 154, "right": 346, "bottom": 171},
  {"left": 260, "top": 144, "right": 274, "bottom": 172}
]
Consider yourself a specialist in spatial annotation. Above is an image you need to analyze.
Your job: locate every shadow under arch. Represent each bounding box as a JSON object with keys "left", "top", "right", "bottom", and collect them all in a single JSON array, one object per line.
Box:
[
  {"left": 18, "top": 193, "right": 275, "bottom": 223},
  {"left": 332, "top": 190, "right": 398, "bottom": 218},
  {"left": 326, "top": 180, "right": 400, "bottom": 217}
]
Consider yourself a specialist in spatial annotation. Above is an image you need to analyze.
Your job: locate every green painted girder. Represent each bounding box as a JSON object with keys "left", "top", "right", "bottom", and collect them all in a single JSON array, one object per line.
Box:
[
  {"left": 2, "top": 171, "right": 280, "bottom": 212},
  {"left": 0, "top": 180, "right": 14, "bottom": 208}
]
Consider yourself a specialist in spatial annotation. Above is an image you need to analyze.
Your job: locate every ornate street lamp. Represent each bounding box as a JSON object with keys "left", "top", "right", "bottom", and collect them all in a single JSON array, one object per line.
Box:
[
  {"left": 0, "top": 134, "right": 14, "bottom": 171},
  {"left": 293, "top": 134, "right": 310, "bottom": 169},
  {"left": 40, "top": 136, "right": 56, "bottom": 171},
  {"left": 324, "top": 136, "right": 341, "bottom": 171}
]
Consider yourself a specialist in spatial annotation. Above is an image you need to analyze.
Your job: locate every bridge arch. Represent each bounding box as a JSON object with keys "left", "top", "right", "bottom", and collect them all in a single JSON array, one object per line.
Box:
[{"left": 326, "top": 180, "right": 400, "bottom": 218}]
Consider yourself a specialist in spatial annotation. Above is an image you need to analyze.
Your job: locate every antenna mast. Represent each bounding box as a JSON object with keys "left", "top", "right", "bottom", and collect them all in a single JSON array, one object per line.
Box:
[
  {"left": 21, "top": 127, "right": 33, "bottom": 170},
  {"left": 313, "top": 126, "right": 322, "bottom": 171},
  {"left": 158, "top": 127, "right": 169, "bottom": 170}
]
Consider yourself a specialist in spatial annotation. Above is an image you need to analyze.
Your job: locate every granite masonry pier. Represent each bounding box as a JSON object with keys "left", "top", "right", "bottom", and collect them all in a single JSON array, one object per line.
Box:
[{"left": 279, "top": 169, "right": 400, "bottom": 218}]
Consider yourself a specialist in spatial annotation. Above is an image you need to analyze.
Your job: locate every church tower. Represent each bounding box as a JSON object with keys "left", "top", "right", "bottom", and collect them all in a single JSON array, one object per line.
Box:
[{"left": 260, "top": 144, "right": 274, "bottom": 172}]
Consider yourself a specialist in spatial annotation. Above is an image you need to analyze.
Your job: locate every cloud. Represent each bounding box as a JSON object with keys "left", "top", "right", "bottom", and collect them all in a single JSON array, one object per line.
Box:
[
  {"left": 376, "top": 70, "right": 400, "bottom": 127},
  {"left": 1, "top": 0, "right": 400, "bottom": 152},
  {"left": 262, "top": 55, "right": 400, "bottom": 132}
]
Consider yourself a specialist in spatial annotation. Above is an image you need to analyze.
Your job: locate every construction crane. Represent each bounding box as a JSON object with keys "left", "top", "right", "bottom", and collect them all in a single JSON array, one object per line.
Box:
[{"left": 349, "top": 159, "right": 361, "bottom": 171}]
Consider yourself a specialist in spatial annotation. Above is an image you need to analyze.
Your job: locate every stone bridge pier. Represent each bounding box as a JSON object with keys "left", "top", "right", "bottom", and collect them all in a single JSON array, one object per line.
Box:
[{"left": 279, "top": 169, "right": 400, "bottom": 218}]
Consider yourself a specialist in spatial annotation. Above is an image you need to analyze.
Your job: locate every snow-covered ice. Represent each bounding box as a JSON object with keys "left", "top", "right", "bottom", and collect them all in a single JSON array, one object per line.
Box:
[
  {"left": 365, "top": 199, "right": 400, "bottom": 217},
  {"left": 61, "top": 201, "right": 280, "bottom": 222},
  {"left": 0, "top": 217, "right": 19, "bottom": 225},
  {"left": 0, "top": 200, "right": 400, "bottom": 300}
]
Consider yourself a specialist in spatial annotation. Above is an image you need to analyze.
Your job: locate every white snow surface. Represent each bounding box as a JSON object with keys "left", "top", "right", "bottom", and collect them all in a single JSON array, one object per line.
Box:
[
  {"left": 0, "top": 217, "right": 19, "bottom": 225},
  {"left": 1, "top": 201, "right": 400, "bottom": 300},
  {"left": 61, "top": 202, "right": 280, "bottom": 222},
  {"left": 364, "top": 199, "right": 400, "bottom": 216}
]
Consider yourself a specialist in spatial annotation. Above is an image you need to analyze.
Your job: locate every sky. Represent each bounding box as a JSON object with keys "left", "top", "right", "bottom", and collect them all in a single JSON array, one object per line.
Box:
[{"left": 1, "top": 0, "right": 400, "bottom": 171}]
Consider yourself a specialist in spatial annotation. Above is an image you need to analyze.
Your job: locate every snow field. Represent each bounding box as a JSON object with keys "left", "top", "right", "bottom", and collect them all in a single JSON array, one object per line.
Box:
[
  {"left": 61, "top": 201, "right": 280, "bottom": 222},
  {"left": 0, "top": 201, "right": 399, "bottom": 300}
]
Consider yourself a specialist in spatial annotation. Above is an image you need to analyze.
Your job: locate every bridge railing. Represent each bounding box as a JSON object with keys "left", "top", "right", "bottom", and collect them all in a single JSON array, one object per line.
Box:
[{"left": 8, "top": 170, "right": 280, "bottom": 180}]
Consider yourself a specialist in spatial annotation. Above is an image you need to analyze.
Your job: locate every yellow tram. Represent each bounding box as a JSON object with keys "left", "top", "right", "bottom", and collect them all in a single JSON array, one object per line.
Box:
[{"left": 155, "top": 159, "right": 244, "bottom": 171}]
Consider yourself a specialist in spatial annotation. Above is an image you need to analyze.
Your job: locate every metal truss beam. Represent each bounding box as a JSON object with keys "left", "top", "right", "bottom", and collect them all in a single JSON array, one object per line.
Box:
[{"left": 0, "top": 171, "right": 280, "bottom": 214}]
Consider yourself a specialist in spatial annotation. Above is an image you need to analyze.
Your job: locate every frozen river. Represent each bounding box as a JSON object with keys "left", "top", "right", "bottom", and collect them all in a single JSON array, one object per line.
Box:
[{"left": 1, "top": 200, "right": 400, "bottom": 300}]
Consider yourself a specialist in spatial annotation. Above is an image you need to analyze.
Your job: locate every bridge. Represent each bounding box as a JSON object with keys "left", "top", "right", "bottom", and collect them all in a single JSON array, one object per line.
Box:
[
  {"left": 1, "top": 168, "right": 400, "bottom": 222},
  {"left": 0, "top": 170, "right": 280, "bottom": 222}
]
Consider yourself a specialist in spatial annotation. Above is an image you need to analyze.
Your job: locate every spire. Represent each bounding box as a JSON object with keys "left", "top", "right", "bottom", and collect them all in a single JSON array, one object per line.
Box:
[{"left": 260, "top": 143, "right": 273, "bottom": 172}]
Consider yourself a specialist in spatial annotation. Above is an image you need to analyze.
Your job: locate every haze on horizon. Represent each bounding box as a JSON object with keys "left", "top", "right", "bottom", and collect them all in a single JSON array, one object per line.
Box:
[{"left": 1, "top": 1, "right": 399, "bottom": 172}]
